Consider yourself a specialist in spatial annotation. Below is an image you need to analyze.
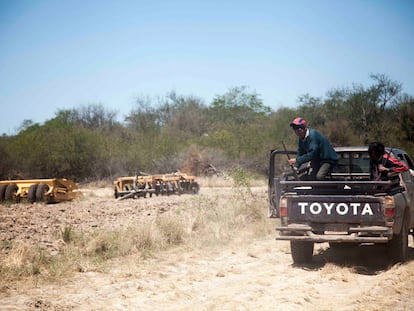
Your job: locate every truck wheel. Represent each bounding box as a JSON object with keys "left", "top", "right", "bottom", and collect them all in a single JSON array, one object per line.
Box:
[
  {"left": 387, "top": 211, "right": 409, "bottom": 264},
  {"left": 5, "top": 183, "right": 19, "bottom": 202},
  {"left": 329, "top": 242, "right": 356, "bottom": 250},
  {"left": 290, "top": 241, "right": 314, "bottom": 264},
  {"left": 28, "top": 184, "right": 38, "bottom": 203},
  {"left": 36, "top": 183, "right": 50, "bottom": 202},
  {"left": 0, "top": 184, "right": 7, "bottom": 201}
]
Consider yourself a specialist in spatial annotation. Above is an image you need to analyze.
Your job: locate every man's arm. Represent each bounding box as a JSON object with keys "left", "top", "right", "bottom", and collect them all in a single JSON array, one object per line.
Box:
[
  {"left": 385, "top": 155, "right": 408, "bottom": 173},
  {"left": 379, "top": 155, "right": 409, "bottom": 179},
  {"left": 295, "top": 135, "right": 320, "bottom": 167}
]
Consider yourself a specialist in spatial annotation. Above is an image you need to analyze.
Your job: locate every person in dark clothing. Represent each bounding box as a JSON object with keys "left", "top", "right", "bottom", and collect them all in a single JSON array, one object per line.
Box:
[
  {"left": 368, "top": 141, "right": 408, "bottom": 181},
  {"left": 288, "top": 117, "right": 338, "bottom": 180}
]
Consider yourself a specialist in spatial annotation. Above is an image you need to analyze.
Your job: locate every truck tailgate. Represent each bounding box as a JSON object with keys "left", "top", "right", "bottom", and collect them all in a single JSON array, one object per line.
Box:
[{"left": 287, "top": 195, "right": 384, "bottom": 223}]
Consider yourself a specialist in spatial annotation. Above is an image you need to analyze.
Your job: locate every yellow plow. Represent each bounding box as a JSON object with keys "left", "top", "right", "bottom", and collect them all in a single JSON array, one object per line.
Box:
[
  {"left": 0, "top": 178, "right": 82, "bottom": 204},
  {"left": 114, "top": 172, "right": 200, "bottom": 200}
]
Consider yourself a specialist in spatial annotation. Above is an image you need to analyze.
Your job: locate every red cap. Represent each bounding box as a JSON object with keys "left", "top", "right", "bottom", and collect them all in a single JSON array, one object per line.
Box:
[{"left": 290, "top": 117, "right": 307, "bottom": 128}]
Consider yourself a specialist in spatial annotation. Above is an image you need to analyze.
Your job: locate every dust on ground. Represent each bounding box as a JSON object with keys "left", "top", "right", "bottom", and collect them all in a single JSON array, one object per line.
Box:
[{"left": 0, "top": 185, "right": 413, "bottom": 311}]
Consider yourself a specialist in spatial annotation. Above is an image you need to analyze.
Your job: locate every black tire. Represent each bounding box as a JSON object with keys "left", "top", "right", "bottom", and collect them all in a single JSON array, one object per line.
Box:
[
  {"left": 5, "top": 183, "right": 18, "bottom": 202},
  {"left": 167, "top": 182, "right": 174, "bottom": 195},
  {"left": 177, "top": 184, "right": 184, "bottom": 195},
  {"left": 28, "top": 184, "right": 38, "bottom": 203},
  {"left": 163, "top": 183, "right": 168, "bottom": 195},
  {"left": 155, "top": 184, "right": 160, "bottom": 196},
  {"left": 36, "top": 183, "right": 49, "bottom": 202},
  {"left": 290, "top": 241, "right": 314, "bottom": 264},
  {"left": 329, "top": 242, "right": 356, "bottom": 250},
  {"left": 190, "top": 182, "right": 200, "bottom": 194},
  {"left": 0, "top": 184, "right": 7, "bottom": 201},
  {"left": 387, "top": 211, "right": 409, "bottom": 264}
]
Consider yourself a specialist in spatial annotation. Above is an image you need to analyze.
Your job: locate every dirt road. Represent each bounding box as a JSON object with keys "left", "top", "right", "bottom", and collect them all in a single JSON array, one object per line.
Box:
[{"left": 1, "top": 185, "right": 413, "bottom": 310}]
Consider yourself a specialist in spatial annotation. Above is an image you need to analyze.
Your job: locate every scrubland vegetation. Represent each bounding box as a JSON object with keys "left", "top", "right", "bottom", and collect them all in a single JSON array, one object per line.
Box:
[{"left": 0, "top": 74, "right": 413, "bottom": 181}]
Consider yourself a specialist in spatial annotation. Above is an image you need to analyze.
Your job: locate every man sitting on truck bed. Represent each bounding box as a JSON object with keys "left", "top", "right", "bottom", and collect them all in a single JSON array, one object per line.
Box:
[
  {"left": 368, "top": 141, "right": 408, "bottom": 181},
  {"left": 288, "top": 117, "right": 338, "bottom": 180}
]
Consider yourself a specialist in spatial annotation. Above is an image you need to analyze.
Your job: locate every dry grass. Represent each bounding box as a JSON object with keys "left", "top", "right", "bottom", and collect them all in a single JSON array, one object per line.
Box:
[
  {"left": 0, "top": 174, "right": 272, "bottom": 290},
  {"left": 197, "top": 173, "right": 267, "bottom": 188}
]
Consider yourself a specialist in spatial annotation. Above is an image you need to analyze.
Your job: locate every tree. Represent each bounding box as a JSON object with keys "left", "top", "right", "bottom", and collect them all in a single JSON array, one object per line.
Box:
[
  {"left": 0, "top": 136, "right": 13, "bottom": 179},
  {"left": 162, "top": 92, "right": 208, "bottom": 137},
  {"left": 318, "top": 74, "right": 405, "bottom": 144},
  {"left": 207, "top": 86, "right": 271, "bottom": 159},
  {"left": 369, "top": 73, "right": 402, "bottom": 110},
  {"left": 297, "top": 94, "right": 326, "bottom": 127},
  {"left": 55, "top": 104, "right": 119, "bottom": 131}
]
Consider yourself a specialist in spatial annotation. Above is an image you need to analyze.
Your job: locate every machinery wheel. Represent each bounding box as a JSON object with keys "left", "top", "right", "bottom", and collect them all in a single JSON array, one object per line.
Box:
[
  {"left": 28, "top": 184, "right": 38, "bottom": 203},
  {"left": 387, "top": 210, "right": 409, "bottom": 264},
  {"left": 5, "top": 183, "right": 19, "bottom": 202},
  {"left": 36, "top": 183, "right": 50, "bottom": 202},
  {"left": 0, "top": 184, "right": 7, "bottom": 201},
  {"left": 190, "top": 182, "right": 200, "bottom": 194},
  {"left": 160, "top": 183, "right": 167, "bottom": 195},
  {"left": 177, "top": 184, "right": 184, "bottom": 195},
  {"left": 290, "top": 241, "right": 314, "bottom": 265},
  {"left": 155, "top": 184, "right": 161, "bottom": 196},
  {"left": 167, "top": 182, "right": 174, "bottom": 195}
]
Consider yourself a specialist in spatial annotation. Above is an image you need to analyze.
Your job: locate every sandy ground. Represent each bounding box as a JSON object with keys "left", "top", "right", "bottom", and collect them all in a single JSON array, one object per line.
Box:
[{"left": 1, "top": 185, "right": 414, "bottom": 311}]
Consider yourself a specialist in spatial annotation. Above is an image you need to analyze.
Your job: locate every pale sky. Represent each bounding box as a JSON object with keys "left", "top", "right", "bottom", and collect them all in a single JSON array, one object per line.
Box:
[{"left": 1, "top": 0, "right": 413, "bottom": 135}]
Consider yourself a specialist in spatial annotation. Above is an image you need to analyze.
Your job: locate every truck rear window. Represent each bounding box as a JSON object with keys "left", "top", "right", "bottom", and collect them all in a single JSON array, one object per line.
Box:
[{"left": 333, "top": 151, "right": 370, "bottom": 174}]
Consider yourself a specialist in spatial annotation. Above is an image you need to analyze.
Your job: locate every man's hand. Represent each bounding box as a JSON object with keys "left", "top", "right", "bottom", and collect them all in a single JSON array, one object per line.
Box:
[
  {"left": 378, "top": 164, "right": 388, "bottom": 172},
  {"left": 378, "top": 164, "right": 398, "bottom": 179},
  {"left": 288, "top": 158, "right": 296, "bottom": 166}
]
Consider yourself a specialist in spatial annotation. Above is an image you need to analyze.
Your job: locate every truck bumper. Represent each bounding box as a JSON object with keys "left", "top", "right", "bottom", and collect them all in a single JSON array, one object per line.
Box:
[{"left": 276, "top": 224, "right": 393, "bottom": 243}]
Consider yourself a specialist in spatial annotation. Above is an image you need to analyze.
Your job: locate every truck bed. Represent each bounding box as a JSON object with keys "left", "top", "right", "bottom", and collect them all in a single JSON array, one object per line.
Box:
[{"left": 278, "top": 179, "right": 402, "bottom": 195}]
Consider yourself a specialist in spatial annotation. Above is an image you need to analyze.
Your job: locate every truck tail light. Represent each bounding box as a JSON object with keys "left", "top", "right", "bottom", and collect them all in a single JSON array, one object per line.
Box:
[
  {"left": 279, "top": 197, "right": 288, "bottom": 225},
  {"left": 383, "top": 196, "right": 395, "bottom": 219}
]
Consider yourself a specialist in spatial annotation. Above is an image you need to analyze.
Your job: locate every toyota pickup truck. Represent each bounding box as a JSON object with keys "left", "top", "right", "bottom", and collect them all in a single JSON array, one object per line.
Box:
[{"left": 268, "top": 146, "right": 414, "bottom": 265}]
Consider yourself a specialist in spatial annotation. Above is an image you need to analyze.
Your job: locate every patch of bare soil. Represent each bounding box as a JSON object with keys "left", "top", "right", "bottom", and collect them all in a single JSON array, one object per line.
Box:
[{"left": 1, "top": 186, "right": 414, "bottom": 310}]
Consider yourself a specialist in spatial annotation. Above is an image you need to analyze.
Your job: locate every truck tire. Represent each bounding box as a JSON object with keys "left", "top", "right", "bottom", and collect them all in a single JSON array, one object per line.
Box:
[
  {"left": 36, "top": 183, "right": 50, "bottom": 202},
  {"left": 28, "top": 184, "right": 38, "bottom": 203},
  {"left": 387, "top": 211, "right": 409, "bottom": 264},
  {"left": 5, "top": 183, "right": 18, "bottom": 202},
  {"left": 329, "top": 242, "right": 356, "bottom": 250},
  {"left": 290, "top": 241, "right": 314, "bottom": 264},
  {"left": 0, "top": 184, "right": 7, "bottom": 201}
]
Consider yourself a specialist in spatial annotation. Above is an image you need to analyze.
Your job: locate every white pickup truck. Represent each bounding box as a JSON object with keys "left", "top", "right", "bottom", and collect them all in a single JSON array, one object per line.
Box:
[{"left": 268, "top": 146, "right": 414, "bottom": 265}]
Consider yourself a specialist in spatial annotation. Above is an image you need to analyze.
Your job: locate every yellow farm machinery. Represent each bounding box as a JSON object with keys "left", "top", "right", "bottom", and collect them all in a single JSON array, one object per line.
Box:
[
  {"left": 0, "top": 178, "right": 81, "bottom": 204},
  {"left": 114, "top": 172, "right": 200, "bottom": 200}
]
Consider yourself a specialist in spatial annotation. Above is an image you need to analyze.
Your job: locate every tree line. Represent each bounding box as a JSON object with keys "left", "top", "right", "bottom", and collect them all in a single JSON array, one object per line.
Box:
[{"left": 0, "top": 74, "right": 413, "bottom": 181}]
